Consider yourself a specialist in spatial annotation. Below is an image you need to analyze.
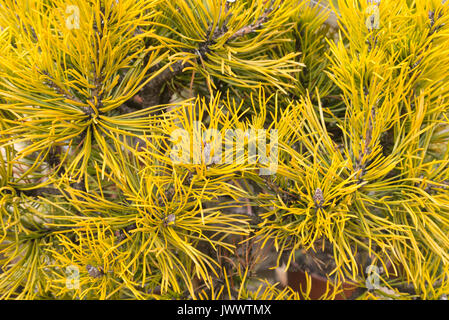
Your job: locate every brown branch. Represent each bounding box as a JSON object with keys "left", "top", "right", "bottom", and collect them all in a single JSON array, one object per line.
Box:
[
  {"left": 228, "top": 7, "right": 274, "bottom": 41},
  {"left": 39, "top": 69, "right": 93, "bottom": 116},
  {"left": 19, "top": 187, "right": 63, "bottom": 197},
  {"left": 139, "top": 60, "right": 190, "bottom": 107}
]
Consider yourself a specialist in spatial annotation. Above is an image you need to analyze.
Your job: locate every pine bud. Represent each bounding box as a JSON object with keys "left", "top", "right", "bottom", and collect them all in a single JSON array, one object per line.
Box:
[
  {"left": 86, "top": 264, "right": 104, "bottom": 278},
  {"left": 313, "top": 188, "right": 324, "bottom": 208}
]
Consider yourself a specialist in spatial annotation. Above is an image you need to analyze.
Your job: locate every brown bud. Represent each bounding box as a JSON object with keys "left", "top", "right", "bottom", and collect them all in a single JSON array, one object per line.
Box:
[
  {"left": 163, "top": 214, "right": 176, "bottom": 227},
  {"left": 313, "top": 188, "right": 324, "bottom": 208},
  {"left": 86, "top": 264, "right": 104, "bottom": 278}
]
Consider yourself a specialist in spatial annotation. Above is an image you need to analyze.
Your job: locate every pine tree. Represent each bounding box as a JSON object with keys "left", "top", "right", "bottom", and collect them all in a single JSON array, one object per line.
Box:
[{"left": 0, "top": 0, "right": 449, "bottom": 300}]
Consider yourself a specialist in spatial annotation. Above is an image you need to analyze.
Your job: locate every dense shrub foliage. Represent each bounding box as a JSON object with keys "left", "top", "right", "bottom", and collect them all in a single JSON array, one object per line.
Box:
[{"left": 0, "top": 0, "right": 449, "bottom": 300}]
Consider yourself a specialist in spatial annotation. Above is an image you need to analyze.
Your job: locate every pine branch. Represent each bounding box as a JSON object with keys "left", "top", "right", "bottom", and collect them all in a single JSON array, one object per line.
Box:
[
  {"left": 228, "top": 7, "right": 274, "bottom": 41},
  {"left": 139, "top": 5, "right": 277, "bottom": 107}
]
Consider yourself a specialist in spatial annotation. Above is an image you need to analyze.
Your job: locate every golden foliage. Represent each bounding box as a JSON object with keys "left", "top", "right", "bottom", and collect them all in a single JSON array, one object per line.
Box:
[{"left": 0, "top": 0, "right": 449, "bottom": 300}]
